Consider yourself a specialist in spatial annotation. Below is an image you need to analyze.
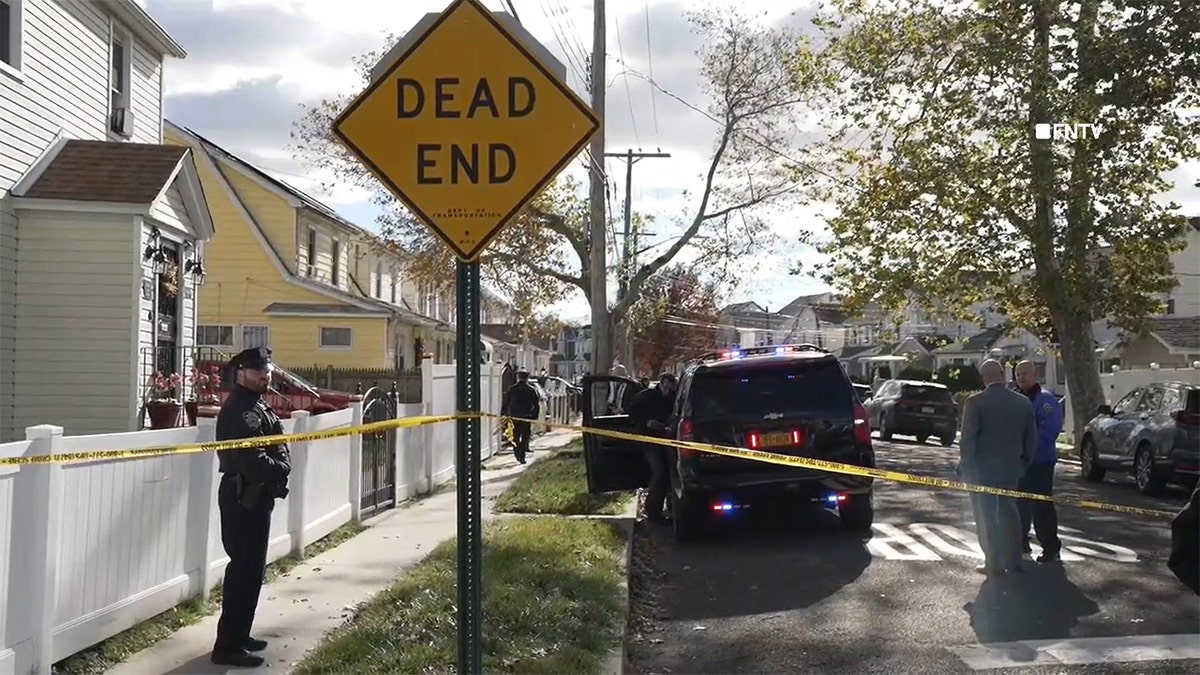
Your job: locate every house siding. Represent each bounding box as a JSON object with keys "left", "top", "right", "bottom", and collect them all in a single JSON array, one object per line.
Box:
[
  {"left": 10, "top": 210, "right": 137, "bottom": 437},
  {"left": 134, "top": 215, "right": 197, "bottom": 419},
  {"left": 220, "top": 166, "right": 297, "bottom": 267},
  {"left": 269, "top": 317, "right": 388, "bottom": 369},
  {"left": 149, "top": 184, "right": 188, "bottom": 233},
  {"left": 0, "top": 203, "right": 16, "bottom": 440},
  {"left": 165, "top": 129, "right": 394, "bottom": 370},
  {"left": 296, "top": 211, "right": 350, "bottom": 291},
  {"left": 0, "top": 0, "right": 165, "bottom": 191}
]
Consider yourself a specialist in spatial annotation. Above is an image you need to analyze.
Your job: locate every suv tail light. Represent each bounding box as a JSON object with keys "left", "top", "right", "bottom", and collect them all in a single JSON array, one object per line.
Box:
[
  {"left": 747, "top": 432, "right": 761, "bottom": 449},
  {"left": 853, "top": 402, "right": 872, "bottom": 446},
  {"left": 1173, "top": 409, "right": 1200, "bottom": 426},
  {"left": 678, "top": 417, "right": 696, "bottom": 458}
]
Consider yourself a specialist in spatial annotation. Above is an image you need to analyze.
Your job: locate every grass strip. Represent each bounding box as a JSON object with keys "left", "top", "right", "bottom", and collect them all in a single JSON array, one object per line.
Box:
[
  {"left": 493, "top": 441, "right": 632, "bottom": 516},
  {"left": 53, "top": 521, "right": 365, "bottom": 675},
  {"left": 295, "top": 518, "right": 626, "bottom": 674}
]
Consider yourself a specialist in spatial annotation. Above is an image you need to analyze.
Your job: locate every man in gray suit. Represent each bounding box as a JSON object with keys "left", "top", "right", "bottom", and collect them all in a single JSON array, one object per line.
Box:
[{"left": 958, "top": 359, "right": 1037, "bottom": 575}]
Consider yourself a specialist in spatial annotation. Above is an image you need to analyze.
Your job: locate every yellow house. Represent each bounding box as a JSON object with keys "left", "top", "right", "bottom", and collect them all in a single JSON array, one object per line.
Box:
[{"left": 164, "top": 121, "right": 452, "bottom": 371}]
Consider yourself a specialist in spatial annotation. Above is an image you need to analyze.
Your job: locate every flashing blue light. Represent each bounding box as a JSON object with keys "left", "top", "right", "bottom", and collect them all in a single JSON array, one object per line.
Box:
[
  {"left": 712, "top": 502, "right": 735, "bottom": 512},
  {"left": 825, "top": 494, "right": 848, "bottom": 504},
  {"left": 775, "top": 346, "right": 787, "bottom": 355}
]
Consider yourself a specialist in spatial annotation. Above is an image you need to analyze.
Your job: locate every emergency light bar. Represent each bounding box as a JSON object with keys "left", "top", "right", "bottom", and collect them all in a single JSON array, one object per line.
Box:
[{"left": 695, "top": 343, "right": 829, "bottom": 364}]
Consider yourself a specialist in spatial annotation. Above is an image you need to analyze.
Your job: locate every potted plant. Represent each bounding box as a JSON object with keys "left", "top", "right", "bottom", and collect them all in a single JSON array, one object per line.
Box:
[
  {"left": 146, "top": 371, "right": 184, "bottom": 429},
  {"left": 185, "top": 366, "right": 221, "bottom": 425}
]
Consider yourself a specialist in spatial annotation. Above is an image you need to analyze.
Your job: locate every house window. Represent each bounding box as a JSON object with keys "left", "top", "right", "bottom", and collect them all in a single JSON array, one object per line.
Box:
[
  {"left": 331, "top": 240, "right": 341, "bottom": 286},
  {"left": 1166, "top": 297, "right": 1176, "bottom": 315},
  {"left": 109, "top": 29, "right": 132, "bottom": 137},
  {"left": 242, "top": 325, "right": 270, "bottom": 350},
  {"left": 390, "top": 279, "right": 397, "bottom": 304},
  {"left": 305, "top": 228, "right": 316, "bottom": 276},
  {"left": 320, "top": 327, "right": 352, "bottom": 348},
  {"left": 196, "top": 325, "right": 234, "bottom": 347},
  {"left": 374, "top": 261, "right": 383, "bottom": 297},
  {"left": 0, "top": 0, "right": 24, "bottom": 74}
]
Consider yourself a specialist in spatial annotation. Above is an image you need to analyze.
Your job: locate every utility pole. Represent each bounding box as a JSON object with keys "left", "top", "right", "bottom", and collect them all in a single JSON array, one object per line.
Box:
[
  {"left": 607, "top": 148, "right": 670, "bottom": 372},
  {"left": 588, "top": 0, "right": 609, "bottom": 376}
]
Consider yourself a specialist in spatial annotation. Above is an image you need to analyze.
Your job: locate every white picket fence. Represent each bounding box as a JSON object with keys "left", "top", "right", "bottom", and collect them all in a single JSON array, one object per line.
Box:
[{"left": 0, "top": 357, "right": 547, "bottom": 674}]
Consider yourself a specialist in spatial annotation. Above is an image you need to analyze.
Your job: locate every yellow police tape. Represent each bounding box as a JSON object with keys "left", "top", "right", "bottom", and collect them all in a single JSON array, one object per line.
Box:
[
  {"left": 0, "top": 411, "right": 1180, "bottom": 521},
  {"left": 0, "top": 414, "right": 460, "bottom": 467}
]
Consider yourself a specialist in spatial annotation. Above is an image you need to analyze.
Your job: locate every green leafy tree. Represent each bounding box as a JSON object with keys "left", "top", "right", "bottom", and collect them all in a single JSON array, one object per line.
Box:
[
  {"left": 291, "top": 8, "right": 831, "bottom": 373},
  {"left": 799, "top": 0, "right": 1198, "bottom": 438}
]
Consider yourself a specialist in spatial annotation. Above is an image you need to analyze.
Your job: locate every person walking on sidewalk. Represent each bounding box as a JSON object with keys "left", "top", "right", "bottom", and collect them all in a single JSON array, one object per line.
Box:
[
  {"left": 1014, "top": 360, "right": 1064, "bottom": 563},
  {"left": 502, "top": 368, "right": 540, "bottom": 464},
  {"left": 211, "top": 347, "right": 292, "bottom": 668},
  {"left": 957, "top": 359, "right": 1035, "bottom": 576}
]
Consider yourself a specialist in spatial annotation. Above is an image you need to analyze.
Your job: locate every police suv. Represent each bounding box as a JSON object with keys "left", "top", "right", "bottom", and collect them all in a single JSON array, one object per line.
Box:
[{"left": 581, "top": 344, "right": 876, "bottom": 542}]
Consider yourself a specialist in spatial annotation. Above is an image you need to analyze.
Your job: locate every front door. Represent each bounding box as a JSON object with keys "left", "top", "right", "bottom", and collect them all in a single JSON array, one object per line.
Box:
[{"left": 581, "top": 375, "right": 647, "bottom": 494}]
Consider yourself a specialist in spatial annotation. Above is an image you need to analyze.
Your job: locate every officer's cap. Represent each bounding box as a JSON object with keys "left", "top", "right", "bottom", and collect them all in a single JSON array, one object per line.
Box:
[
  {"left": 228, "top": 346, "right": 272, "bottom": 371},
  {"left": 516, "top": 367, "right": 529, "bottom": 378}
]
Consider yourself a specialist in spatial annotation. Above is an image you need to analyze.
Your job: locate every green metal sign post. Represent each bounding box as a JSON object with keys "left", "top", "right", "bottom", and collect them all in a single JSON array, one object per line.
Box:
[
  {"left": 454, "top": 260, "right": 483, "bottom": 673},
  {"left": 329, "top": 1, "right": 599, "bottom": 671}
]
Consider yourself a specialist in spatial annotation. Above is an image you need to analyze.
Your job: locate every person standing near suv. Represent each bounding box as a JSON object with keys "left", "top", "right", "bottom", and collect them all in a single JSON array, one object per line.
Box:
[
  {"left": 1014, "top": 360, "right": 1064, "bottom": 562},
  {"left": 502, "top": 368, "right": 540, "bottom": 464},
  {"left": 628, "top": 373, "right": 678, "bottom": 524}
]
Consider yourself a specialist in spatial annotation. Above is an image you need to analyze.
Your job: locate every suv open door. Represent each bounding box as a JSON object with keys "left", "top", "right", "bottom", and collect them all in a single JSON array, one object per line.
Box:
[{"left": 581, "top": 375, "right": 648, "bottom": 493}]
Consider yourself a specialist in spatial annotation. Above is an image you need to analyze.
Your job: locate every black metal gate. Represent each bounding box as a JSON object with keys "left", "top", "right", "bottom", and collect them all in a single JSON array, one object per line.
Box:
[{"left": 360, "top": 385, "right": 397, "bottom": 515}]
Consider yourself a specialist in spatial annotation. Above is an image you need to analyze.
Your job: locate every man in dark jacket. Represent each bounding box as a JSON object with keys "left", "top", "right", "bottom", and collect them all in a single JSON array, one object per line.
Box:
[
  {"left": 212, "top": 347, "right": 291, "bottom": 667},
  {"left": 627, "top": 373, "right": 677, "bottom": 524},
  {"left": 1014, "top": 360, "right": 1064, "bottom": 563},
  {"left": 502, "top": 369, "right": 540, "bottom": 464},
  {"left": 1169, "top": 484, "right": 1199, "bottom": 595}
]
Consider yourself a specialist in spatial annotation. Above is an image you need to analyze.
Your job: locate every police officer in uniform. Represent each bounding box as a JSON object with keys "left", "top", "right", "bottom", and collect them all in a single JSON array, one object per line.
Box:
[
  {"left": 502, "top": 368, "right": 541, "bottom": 464},
  {"left": 211, "top": 347, "right": 291, "bottom": 667}
]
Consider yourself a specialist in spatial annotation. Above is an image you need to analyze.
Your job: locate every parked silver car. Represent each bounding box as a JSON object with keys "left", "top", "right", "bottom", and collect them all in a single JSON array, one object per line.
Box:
[{"left": 1078, "top": 380, "right": 1200, "bottom": 495}]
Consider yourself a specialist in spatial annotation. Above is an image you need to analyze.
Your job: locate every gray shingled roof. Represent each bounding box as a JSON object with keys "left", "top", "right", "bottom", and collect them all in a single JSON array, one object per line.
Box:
[{"left": 1149, "top": 316, "right": 1200, "bottom": 351}]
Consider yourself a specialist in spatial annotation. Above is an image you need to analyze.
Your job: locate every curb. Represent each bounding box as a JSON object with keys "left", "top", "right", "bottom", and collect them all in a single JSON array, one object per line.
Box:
[{"left": 601, "top": 499, "right": 637, "bottom": 675}]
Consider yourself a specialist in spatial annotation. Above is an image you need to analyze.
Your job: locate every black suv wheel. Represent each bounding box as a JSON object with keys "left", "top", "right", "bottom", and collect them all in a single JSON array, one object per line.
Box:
[
  {"left": 839, "top": 492, "right": 874, "bottom": 531},
  {"left": 671, "top": 490, "right": 706, "bottom": 543}
]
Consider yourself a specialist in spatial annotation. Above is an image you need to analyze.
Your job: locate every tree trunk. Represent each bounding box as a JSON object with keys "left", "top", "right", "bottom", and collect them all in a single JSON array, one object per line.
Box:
[{"left": 1055, "top": 315, "right": 1105, "bottom": 444}]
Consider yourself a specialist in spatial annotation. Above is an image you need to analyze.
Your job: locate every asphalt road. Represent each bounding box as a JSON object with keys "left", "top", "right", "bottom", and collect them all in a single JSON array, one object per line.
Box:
[{"left": 624, "top": 433, "right": 1200, "bottom": 674}]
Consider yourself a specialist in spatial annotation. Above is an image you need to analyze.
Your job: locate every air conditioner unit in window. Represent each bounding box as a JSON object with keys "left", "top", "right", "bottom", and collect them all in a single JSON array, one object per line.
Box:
[{"left": 109, "top": 90, "right": 135, "bottom": 136}]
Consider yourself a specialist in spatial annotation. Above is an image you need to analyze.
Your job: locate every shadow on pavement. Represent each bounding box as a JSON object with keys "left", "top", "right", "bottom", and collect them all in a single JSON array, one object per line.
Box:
[
  {"left": 964, "top": 564, "right": 1100, "bottom": 647},
  {"left": 641, "top": 507, "right": 872, "bottom": 622}
]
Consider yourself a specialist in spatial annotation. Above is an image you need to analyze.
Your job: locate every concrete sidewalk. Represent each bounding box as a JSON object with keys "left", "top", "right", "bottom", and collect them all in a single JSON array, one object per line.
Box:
[{"left": 110, "top": 430, "right": 580, "bottom": 675}]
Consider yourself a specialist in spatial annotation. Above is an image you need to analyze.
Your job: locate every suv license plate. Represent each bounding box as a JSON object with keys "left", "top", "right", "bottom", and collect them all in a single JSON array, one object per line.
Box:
[
  {"left": 763, "top": 432, "right": 792, "bottom": 447},
  {"left": 921, "top": 406, "right": 935, "bottom": 413}
]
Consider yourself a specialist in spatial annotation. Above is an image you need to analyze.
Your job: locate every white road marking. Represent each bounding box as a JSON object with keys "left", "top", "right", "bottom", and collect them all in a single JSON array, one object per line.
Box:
[
  {"left": 867, "top": 523, "right": 1137, "bottom": 564},
  {"left": 947, "top": 633, "right": 1200, "bottom": 670}
]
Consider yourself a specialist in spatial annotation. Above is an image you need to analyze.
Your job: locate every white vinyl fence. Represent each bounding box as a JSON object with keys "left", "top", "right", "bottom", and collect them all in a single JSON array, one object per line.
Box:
[{"left": 0, "top": 357, "right": 509, "bottom": 674}]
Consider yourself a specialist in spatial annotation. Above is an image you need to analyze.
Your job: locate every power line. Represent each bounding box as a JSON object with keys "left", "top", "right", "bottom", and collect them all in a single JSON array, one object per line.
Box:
[
  {"left": 641, "top": 1, "right": 662, "bottom": 150},
  {"left": 612, "top": 13, "right": 641, "bottom": 148}
]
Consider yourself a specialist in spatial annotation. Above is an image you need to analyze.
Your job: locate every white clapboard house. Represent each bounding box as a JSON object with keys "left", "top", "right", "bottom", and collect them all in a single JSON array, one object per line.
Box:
[{"left": 0, "top": 0, "right": 213, "bottom": 440}]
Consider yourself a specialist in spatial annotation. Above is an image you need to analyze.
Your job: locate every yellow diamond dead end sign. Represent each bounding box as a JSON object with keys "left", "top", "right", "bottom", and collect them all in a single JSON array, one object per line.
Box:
[{"left": 332, "top": 0, "right": 600, "bottom": 261}]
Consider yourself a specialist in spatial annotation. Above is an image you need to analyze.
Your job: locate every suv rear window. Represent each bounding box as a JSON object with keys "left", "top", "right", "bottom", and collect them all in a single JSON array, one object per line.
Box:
[
  {"left": 1186, "top": 388, "right": 1199, "bottom": 414},
  {"left": 689, "top": 358, "right": 854, "bottom": 418},
  {"left": 901, "top": 384, "right": 953, "bottom": 402}
]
